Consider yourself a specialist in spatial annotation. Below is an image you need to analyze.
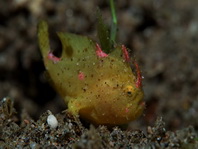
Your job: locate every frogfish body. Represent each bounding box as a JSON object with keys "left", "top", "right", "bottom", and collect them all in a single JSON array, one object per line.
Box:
[{"left": 38, "top": 21, "right": 145, "bottom": 125}]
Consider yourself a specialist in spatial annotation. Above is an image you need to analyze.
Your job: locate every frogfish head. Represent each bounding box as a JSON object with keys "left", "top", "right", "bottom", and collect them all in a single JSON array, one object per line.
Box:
[{"left": 78, "top": 59, "right": 145, "bottom": 125}]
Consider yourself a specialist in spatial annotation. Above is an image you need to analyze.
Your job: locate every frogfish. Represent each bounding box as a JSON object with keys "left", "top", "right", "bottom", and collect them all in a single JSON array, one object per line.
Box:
[{"left": 38, "top": 21, "right": 145, "bottom": 125}]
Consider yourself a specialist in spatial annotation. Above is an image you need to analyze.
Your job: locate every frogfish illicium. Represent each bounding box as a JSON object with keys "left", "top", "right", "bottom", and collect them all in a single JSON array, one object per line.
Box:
[{"left": 38, "top": 21, "right": 145, "bottom": 125}]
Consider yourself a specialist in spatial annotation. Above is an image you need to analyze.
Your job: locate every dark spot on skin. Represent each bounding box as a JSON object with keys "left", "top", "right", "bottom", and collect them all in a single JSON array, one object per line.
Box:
[
  {"left": 91, "top": 74, "right": 94, "bottom": 77},
  {"left": 64, "top": 67, "right": 69, "bottom": 71},
  {"left": 96, "top": 94, "right": 100, "bottom": 99},
  {"left": 68, "top": 81, "right": 71, "bottom": 87},
  {"left": 64, "top": 45, "right": 73, "bottom": 57},
  {"left": 84, "top": 48, "right": 88, "bottom": 52},
  {"left": 70, "top": 58, "right": 73, "bottom": 61},
  {"left": 113, "top": 84, "right": 119, "bottom": 89}
]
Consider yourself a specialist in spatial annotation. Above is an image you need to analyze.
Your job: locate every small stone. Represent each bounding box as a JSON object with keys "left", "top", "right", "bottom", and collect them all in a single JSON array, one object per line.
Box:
[{"left": 47, "top": 112, "right": 58, "bottom": 129}]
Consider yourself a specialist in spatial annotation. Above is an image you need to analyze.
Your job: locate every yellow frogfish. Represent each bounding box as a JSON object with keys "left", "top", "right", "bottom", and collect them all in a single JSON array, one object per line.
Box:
[{"left": 38, "top": 21, "right": 145, "bottom": 125}]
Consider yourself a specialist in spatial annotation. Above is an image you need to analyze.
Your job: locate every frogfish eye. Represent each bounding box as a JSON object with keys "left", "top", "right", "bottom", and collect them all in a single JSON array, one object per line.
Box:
[{"left": 124, "top": 85, "right": 135, "bottom": 96}]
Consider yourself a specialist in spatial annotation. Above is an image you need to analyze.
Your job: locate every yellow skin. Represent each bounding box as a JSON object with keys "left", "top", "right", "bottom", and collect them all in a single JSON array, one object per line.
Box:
[{"left": 38, "top": 21, "right": 144, "bottom": 125}]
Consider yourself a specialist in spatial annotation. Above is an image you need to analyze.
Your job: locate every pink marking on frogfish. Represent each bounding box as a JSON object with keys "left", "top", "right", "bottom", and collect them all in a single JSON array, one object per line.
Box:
[
  {"left": 121, "top": 45, "right": 130, "bottom": 62},
  {"left": 78, "top": 71, "right": 85, "bottom": 80},
  {"left": 125, "top": 107, "right": 129, "bottom": 113},
  {"left": 134, "top": 60, "right": 142, "bottom": 88},
  {"left": 48, "top": 51, "right": 61, "bottom": 63},
  {"left": 95, "top": 43, "right": 108, "bottom": 58}
]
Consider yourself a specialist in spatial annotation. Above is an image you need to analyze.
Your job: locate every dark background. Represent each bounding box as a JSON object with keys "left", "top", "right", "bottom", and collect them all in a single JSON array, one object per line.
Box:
[{"left": 0, "top": 0, "right": 197, "bottom": 131}]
